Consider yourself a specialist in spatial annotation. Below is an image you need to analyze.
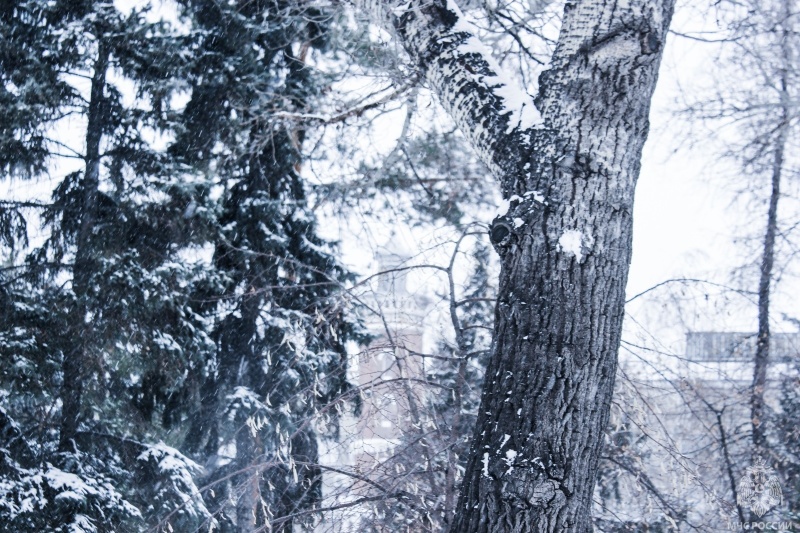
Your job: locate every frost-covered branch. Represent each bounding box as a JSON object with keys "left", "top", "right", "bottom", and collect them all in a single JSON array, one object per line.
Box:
[{"left": 351, "top": 0, "right": 542, "bottom": 176}]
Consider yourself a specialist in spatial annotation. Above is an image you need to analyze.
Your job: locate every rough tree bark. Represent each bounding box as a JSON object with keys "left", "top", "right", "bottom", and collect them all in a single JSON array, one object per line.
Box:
[{"left": 355, "top": 0, "right": 675, "bottom": 530}]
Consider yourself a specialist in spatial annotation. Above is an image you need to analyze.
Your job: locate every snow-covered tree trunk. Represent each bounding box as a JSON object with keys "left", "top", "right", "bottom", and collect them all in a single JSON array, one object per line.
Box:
[{"left": 356, "top": 0, "right": 675, "bottom": 530}]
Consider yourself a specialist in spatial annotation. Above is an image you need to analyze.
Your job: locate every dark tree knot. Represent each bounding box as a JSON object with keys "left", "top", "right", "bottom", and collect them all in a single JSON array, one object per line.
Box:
[{"left": 490, "top": 220, "right": 512, "bottom": 246}]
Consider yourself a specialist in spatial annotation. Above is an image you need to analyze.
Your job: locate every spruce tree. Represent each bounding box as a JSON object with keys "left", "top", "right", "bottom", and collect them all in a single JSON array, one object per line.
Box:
[
  {"left": 171, "top": 1, "right": 364, "bottom": 530},
  {"left": 1, "top": 1, "right": 216, "bottom": 530}
]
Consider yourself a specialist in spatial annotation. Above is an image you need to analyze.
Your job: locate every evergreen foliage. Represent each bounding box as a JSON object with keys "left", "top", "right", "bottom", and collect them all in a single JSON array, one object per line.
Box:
[
  {"left": 0, "top": 0, "right": 220, "bottom": 529},
  {"left": 0, "top": 0, "right": 362, "bottom": 530},
  {"left": 171, "top": 0, "right": 365, "bottom": 529}
]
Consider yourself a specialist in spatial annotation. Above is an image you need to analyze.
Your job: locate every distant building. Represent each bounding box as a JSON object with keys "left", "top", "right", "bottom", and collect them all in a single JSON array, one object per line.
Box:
[
  {"left": 317, "top": 243, "right": 431, "bottom": 531},
  {"left": 598, "top": 330, "right": 800, "bottom": 530},
  {"left": 685, "top": 331, "right": 800, "bottom": 363},
  {"left": 347, "top": 244, "right": 431, "bottom": 461},
  {"left": 621, "top": 331, "right": 799, "bottom": 385}
]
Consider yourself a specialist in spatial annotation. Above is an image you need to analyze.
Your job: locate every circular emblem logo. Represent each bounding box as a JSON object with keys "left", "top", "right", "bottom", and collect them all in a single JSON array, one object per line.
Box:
[{"left": 736, "top": 458, "right": 782, "bottom": 518}]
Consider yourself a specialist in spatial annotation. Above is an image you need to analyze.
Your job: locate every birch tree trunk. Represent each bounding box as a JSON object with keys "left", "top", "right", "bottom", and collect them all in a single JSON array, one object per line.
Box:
[{"left": 355, "top": 0, "right": 674, "bottom": 530}]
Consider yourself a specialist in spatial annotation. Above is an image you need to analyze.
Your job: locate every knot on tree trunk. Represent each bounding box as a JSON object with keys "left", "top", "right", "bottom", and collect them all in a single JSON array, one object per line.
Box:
[
  {"left": 490, "top": 219, "right": 514, "bottom": 251},
  {"left": 501, "top": 469, "right": 566, "bottom": 510},
  {"left": 490, "top": 191, "right": 546, "bottom": 255}
]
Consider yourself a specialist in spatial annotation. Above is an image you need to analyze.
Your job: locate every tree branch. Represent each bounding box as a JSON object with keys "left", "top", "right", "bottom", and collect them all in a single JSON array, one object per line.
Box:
[{"left": 350, "top": 0, "right": 542, "bottom": 177}]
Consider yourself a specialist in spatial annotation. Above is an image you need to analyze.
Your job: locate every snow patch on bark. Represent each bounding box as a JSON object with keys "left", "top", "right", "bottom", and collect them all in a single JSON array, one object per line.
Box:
[
  {"left": 504, "top": 449, "right": 518, "bottom": 474},
  {"left": 497, "top": 198, "right": 511, "bottom": 217},
  {"left": 558, "top": 230, "right": 585, "bottom": 262},
  {"left": 524, "top": 190, "right": 545, "bottom": 203}
]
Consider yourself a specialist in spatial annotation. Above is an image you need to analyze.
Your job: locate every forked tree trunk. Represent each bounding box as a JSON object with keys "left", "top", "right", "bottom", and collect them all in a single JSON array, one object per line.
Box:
[{"left": 356, "top": 0, "right": 675, "bottom": 530}]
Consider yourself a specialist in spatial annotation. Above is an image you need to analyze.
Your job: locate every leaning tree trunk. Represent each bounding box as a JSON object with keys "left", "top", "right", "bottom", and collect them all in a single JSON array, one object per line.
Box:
[
  {"left": 355, "top": 0, "right": 675, "bottom": 530},
  {"left": 751, "top": 112, "right": 788, "bottom": 453},
  {"left": 751, "top": 0, "right": 792, "bottom": 453}
]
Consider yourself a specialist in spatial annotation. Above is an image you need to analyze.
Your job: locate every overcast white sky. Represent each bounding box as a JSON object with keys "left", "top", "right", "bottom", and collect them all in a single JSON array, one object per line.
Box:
[{"left": 629, "top": 6, "right": 733, "bottom": 298}]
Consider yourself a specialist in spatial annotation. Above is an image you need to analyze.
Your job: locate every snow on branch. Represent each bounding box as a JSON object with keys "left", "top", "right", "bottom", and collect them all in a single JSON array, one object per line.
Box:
[{"left": 351, "top": 0, "right": 542, "bottom": 177}]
